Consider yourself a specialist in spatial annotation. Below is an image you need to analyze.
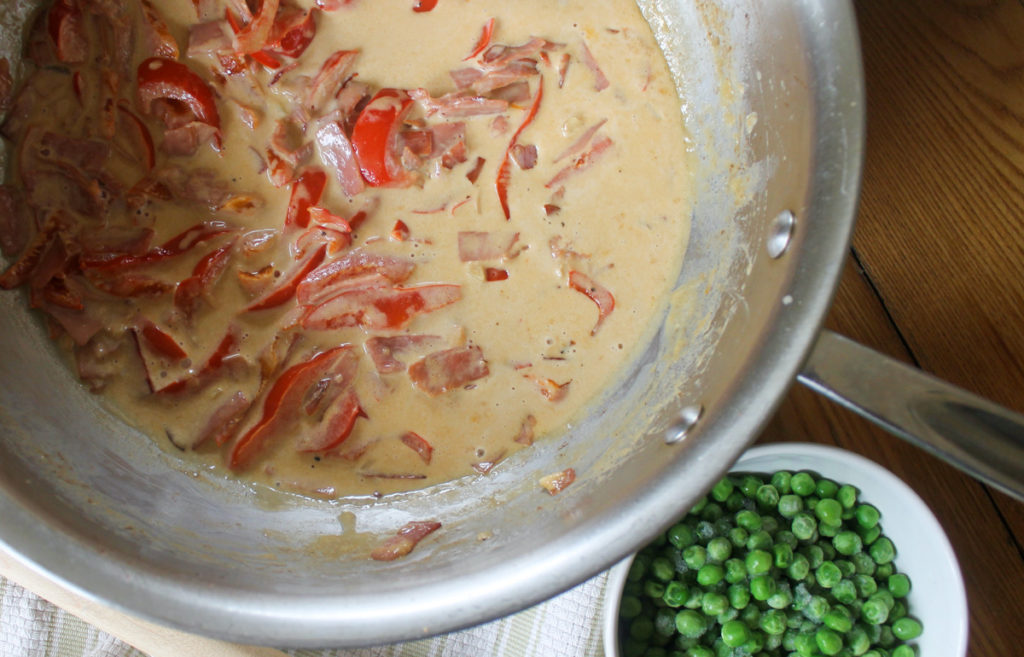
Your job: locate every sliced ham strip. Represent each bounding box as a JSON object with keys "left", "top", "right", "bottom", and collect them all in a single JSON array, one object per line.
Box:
[
  {"left": 580, "top": 41, "right": 610, "bottom": 92},
  {"left": 554, "top": 119, "right": 607, "bottom": 163},
  {"left": 408, "top": 345, "right": 489, "bottom": 396},
  {"left": 316, "top": 121, "right": 365, "bottom": 198},
  {"left": 546, "top": 135, "right": 613, "bottom": 189},
  {"left": 510, "top": 143, "right": 537, "bottom": 170},
  {"left": 568, "top": 270, "right": 615, "bottom": 335},
  {"left": 139, "top": 0, "right": 180, "bottom": 59},
  {"left": 0, "top": 185, "right": 32, "bottom": 258},
  {"left": 364, "top": 334, "right": 442, "bottom": 374},
  {"left": 192, "top": 391, "right": 251, "bottom": 448},
  {"left": 162, "top": 122, "right": 220, "bottom": 156},
  {"left": 186, "top": 20, "right": 233, "bottom": 57},
  {"left": 296, "top": 249, "right": 415, "bottom": 305},
  {"left": 306, "top": 49, "right": 359, "bottom": 116},
  {"left": 399, "top": 431, "right": 433, "bottom": 464},
  {"left": 370, "top": 520, "right": 441, "bottom": 561},
  {"left": 457, "top": 231, "right": 520, "bottom": 262}
]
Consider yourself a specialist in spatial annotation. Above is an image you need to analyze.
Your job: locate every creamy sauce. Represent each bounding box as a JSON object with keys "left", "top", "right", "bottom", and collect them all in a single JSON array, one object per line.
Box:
[{"left": 0, "top": 0, "right": 693, "bottom": 499}]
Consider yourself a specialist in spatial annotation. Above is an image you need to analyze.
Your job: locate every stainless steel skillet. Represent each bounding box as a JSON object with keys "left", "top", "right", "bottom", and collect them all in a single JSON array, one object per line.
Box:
[{"left": 0, "top": 0, "right": 1019, "bottom": 649}]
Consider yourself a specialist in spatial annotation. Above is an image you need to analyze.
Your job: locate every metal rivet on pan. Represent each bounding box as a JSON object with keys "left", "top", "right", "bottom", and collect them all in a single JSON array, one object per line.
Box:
[
  {"left": 767, "top": 210, "right": 796, "bottom": 259},
  {"left": 665, "top": 404, "right": 704, "bottom": 444}
]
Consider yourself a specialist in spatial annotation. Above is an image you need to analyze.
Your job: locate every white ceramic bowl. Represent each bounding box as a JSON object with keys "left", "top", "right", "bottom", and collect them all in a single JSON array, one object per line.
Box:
[{"left": 602, "top": 442, "right": 968, "bottom": 657}]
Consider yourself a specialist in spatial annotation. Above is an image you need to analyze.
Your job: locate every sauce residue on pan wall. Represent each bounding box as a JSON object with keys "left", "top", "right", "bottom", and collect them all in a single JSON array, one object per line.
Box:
[{"left": 0, "top": 0, "right": 694, "bottom": 500}]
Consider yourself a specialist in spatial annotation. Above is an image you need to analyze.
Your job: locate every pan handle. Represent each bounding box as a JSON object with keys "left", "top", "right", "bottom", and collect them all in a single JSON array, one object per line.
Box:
[{"left": 797, "top": 329, "right": 1024, "bottom": 502}]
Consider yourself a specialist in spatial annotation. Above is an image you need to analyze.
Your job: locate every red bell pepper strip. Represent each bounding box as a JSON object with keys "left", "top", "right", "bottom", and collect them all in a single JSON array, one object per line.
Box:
[
  {"left": 246, "top": 243, "right": 327, "bottom": 311},
  {"left": 80, "top": 222, "right": 235, "bottom": 272},
  {"left": 351, "top": 88, "right": 414, "bottom": 187},
  {"left": 464, "top": 18, "right": 495, "bottom": 61},
  {"left": 173, "top": 239, "right": 235, "bottom": 317},
  {"left": 295, "top": 389, "right": 364, "bottom": 452},
  {"left": 285, "top": 168, "right": 327, "bottom": 228},
  {"left": 137, "top": 317, "right": 188, "bottom": 361},
  {"left": 264, "top": 6, "right": 318, "bottom": 59},
  {"left": 229, "top": 345, "right": 349, "bottom": 468},
  {"left": 413, "top": 0, "right": 438, "bottom": 12},
  {"left": 137, "top": 57, "right": 222, "bottom": 150},
  {"left": 400, "top": 431, "right": 433, "bottom": 464},
  {"left": 496, "top": 78, "right": 543, "bottom": 219}
]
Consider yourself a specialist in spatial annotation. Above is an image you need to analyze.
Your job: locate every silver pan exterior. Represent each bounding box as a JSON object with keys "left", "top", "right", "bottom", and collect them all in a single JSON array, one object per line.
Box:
[{"left": 0, "top": 0, "right": 863, "bottom": 647}]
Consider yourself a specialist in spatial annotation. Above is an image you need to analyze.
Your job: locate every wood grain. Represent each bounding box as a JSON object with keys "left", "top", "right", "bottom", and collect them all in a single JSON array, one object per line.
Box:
[{"left": 761, "top": 1, "right": 1024, "bottom": 655}]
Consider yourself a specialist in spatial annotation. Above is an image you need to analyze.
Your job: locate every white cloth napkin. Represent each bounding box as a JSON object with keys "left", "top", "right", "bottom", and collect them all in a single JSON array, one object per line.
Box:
[{"left": 0, "top": 566, "right": 609, "bottom": 657}]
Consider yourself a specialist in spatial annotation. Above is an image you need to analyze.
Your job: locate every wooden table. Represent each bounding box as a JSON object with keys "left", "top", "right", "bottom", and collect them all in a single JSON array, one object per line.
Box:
[{"left": 757, "top": 2, "right": 1024, "bottom": 655}]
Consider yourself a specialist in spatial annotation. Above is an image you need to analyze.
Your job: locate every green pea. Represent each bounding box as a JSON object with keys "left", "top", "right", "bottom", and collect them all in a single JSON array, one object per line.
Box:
[
  {"left": 746, "top": 529, "right": 773, "bottom": 552},
  {"left": 740, "top": 604, "right": 761, "bottom": 627},
  {"left": 766, "top": 586, "right": 793, "bottom": 610},
  {"left": 792, "top": 513, "right": 818, "bottom": 541},
  {"left": 815, "top": 628, "right": 844, "bottom": 656},
  {"left": 834, "top": 531, "right": 863, "bottom": 556},
  {"left": 888, "top": 573, "right": 911, "bottom": 598},
  {"left": 833, "top": 578, "right": 858, "bottom": 605},
  {"left": 860, "top": 597, "right": 890, "bottom": 625},
  {"left": 727, "top": 526, "right": 748, "bottom": 549},
  {"left": 694, "top": 520, "right": 716, "bottom": 542},
  {"left": 682, "top": 545, "right": 707, "bottom": 570},
  {"left": 683, "top": 588, "right": 703, "bottom": 609},
  {"left": 771, "top": 470, "right": 793, "bottom": 494},
  {"left": 855, "top": 504, "right": 880, "bottom": 529},
  {"left": 773, "top": 542, "right": 794, "bottom": 568},
  {"left": 892, "top": 617, "right": 923, "bottom": 640},
  {"left": 655, "top": 607, "right": 678, "bottom": 637},
  {"left": 847, "top": 627, "right": 871, "bottom": 656},
  {"left": 735, "top": 509, "right": 762, "bottom": 531},
  {"left": 651, "top": 556, "right": 675, "bottom": 582},
  {"left": 627, "top": 555, "right": 649, "bottom": 582},
  {"left": 738, "top": 475, "right": 764, "bottom": 498},
  {"left": 854, "top": 573, "right": 879, "bottom": 597},
  {"left": 699, "top": 502, "right": 723, "bottom": 522},
  {"left": 791, "top": 472, "right": 816, "bottom": 496},
  {"left": 776, "top": 529, "right": 799, "bottom": 549},
  {"left": 818, "top": 521, "right": 838, "bottom": 538},
  {"left": 823, "top": 606, "right": 854, "bottom": 633},
  {"left": 801, "top": 544, "right": 825, "bottom": 568},
  {"left": 630, "top": 615, "right": 654, "bottom": 641},
  {"left": 815, "top": 478, "right": 837, "bottom": 498},
  {"left": 838, "top": 484, "right": 858, "bottom": 509},
  {"left": 723, "top": 491, "right": 746, "bottom": 512},
  {"left": 761, "top": 515, "right": 780, "bottom": 534},
  {"left": 815, "top": 498, "right": 844, "bottom": 528},
  {"left": 852, "top": 551, "right": 877, "bottom": 576},
  {"left": 684, "top": 647, "right": 713, "bottom": 657},
  {"left": 668, "top": 523, "right": 696, "bottom": 549},
  {"left": 727, "top": 583, "right": 750, "bottom": 610},
  {"left": 720, "top": 619, "right": 749, "bottom": 648},
  {"left": 644, "top": 580, "right": 666, "bottom": 599},
  {"left": 711, "top": 477, "right": 735, "bottom": 502},
  {"left": 724, "top": 557, "right": 747, "bottom": 584},
  {"left": 892, "top": 645, "right": 917, "bottom": 657},
  {"left": 760, "top": 609, "right": 788, "bottom": 635},
  {"left": 859, "top": 524, "right": 882, "bottom": 546},
  {"left": 787, "top": 553, "right": 810, "bottom": 581},
  {"left": 756, "top": 484, "right": 780, "bottom": 509},
  {"left": 750, "top": 574, "right": 776, "bottom": 601},
  {"left": 706, "top": 536, "right": 732, "bottom": 563},
  {"left": 778, "top": 494, "right": 804, "bottom": 518},
  {"left": 869, "top": 537, "right": 896, "bottom": 565},
  {"left": 663, "top": 581, "right": 687, "bottom": 608},
  {"left": 875, "top": 562, "right": 894, "bottom": 579},
  {"left": 803, "top": 595, "right": 830, "bottom": 622},
  {"left": 891, "top": 600, "right": 908, "bottom": 621},
  {"left": 674, "top": 610, "right": 707, "bottom": 638},
  {"left": 816, "top": 561, "right": 842, "bottom": 588},
  {"left": 621, "top": 595, "right": 643, "bottom": 619},
  {"left": 696, "top": 563, "right": 724, "bottom": 587},
  {"left": 793, "top": 632, "right": 817, "bottom": 657},
  {"left": 701, "top": 592, "right": 729, "bottom": 617},
  {"left": 742, "top": 630, "right": 766, "bottom": 655},
  {"left": 745, "top": 548, "right": 772, "bottom": 575},
  {"left": 836, "top": 559, "right": 856, "bottom": 577}
]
